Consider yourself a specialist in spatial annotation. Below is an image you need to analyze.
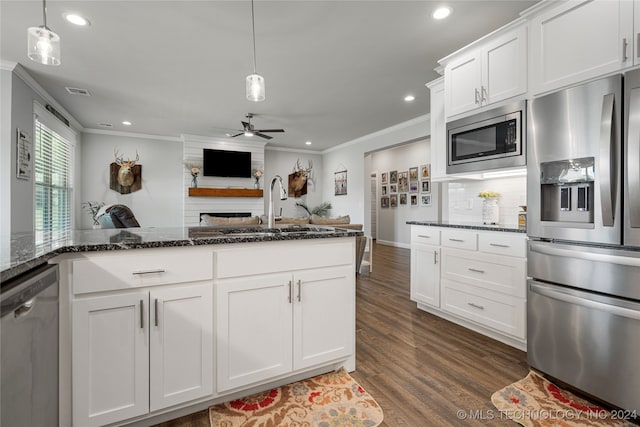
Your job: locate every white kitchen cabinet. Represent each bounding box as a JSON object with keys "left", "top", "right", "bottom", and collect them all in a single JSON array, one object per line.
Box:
[
  {"left": 444, "top": 25, "right": 527, "bottom": 119},
  {"left": 72, "top": 292, "right": 149, "bottom": 427},
  {"left": 426, "top": 77, "right": 447, "bottom": 181},
  {"left": 216, "top": 265, "right": 353, "bottom": 392},
  {"left": 410, "top": 244, "right": 441, "bottom": 308},
  {"left": 529, "top": 0, "right": 633, "bottom": 95}
]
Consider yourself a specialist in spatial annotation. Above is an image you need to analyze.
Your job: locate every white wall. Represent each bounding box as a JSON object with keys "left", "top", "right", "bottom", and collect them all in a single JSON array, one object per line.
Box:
[
  {"left": 264, "top": 148, "right": 324, "bottom": 218},
  {"left": 322, "top": 115, "right": 430, "bottom": 238},
  {"left": 1, "top": 69, "right": 12, "bottom": 239},
  {"left": 81, "top": 132, "right": 183, "bottom": 228},
  {"left": 370, "top": 139, "right": 440, "bottom": 247},
  {"left": 444, "top": 176, "right": 527, "bottom": 225}
]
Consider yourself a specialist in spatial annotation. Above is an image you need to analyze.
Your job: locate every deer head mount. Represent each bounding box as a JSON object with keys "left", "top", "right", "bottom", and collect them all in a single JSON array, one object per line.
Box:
[
  {"left": 288, "top": 159, "right": 313, "bottom": 198},
  {"left": 110, "top": 149, "right": 142, "bottom": 194}
]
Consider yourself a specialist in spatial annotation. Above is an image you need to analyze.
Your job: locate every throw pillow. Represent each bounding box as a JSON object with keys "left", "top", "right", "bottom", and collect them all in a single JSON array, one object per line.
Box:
[
  {"left": 310, "top": 214, "right": 350, "bottom": 225},
  {"left": 201, "top": 215, "right": 260, "bottom": 226}
]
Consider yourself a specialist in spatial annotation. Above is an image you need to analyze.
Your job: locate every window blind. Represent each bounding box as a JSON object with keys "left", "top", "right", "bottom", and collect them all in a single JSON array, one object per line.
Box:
[{"left": 34, "top": 116, "right": 73, "bottom": 245}]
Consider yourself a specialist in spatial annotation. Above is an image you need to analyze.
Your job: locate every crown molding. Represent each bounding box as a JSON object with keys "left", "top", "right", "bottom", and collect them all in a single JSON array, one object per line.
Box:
[
  {"left": 266, "top": 146, "right": 323, "bottom": 155},
  {"left": 83, "top": 127, "right": 181, "bottom": 142},
  {"left": 10, "top": 63, "right": 84, "bottom": 131},
  {"left": 322, "top": 114, "right": 429, "bottom": 154},
  {"left": 0, "top": 60, "right": 18, "bottom": 71}
]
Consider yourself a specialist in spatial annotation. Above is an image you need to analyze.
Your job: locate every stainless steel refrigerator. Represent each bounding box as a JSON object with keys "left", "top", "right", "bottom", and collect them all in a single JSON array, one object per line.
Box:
[{"left": 527, "top": 71, "right": 640, "bottom": 413}]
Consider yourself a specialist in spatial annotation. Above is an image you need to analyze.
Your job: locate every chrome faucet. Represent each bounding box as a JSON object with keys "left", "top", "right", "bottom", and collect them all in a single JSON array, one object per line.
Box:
[{"left": 268, "top": 175, "right": 287, "bottom": 228}]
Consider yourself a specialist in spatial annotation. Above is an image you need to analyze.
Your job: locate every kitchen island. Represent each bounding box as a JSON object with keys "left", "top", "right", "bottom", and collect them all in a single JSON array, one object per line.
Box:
[{"left": 2, "top": 225, "right": 360, "bottom": 427}]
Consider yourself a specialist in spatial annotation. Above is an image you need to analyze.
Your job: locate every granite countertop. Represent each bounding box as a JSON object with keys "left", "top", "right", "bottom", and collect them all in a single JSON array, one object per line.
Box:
[
  {"left": 1, "top": 225, "right": 363, "bottom": 283},
  {"left": 406, "top": 220, "right": 526, "bottom": 234}
]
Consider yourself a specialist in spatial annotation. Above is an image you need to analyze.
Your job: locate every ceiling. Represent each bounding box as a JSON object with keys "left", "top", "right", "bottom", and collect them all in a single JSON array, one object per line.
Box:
[{"left": 0, "top": 1, "right": 537, "bottom": 151}]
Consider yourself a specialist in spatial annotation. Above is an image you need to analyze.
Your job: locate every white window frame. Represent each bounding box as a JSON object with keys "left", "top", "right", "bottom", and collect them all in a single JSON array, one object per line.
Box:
[{"left": 33, "top": 102, "right": 77, "bottom": 242}]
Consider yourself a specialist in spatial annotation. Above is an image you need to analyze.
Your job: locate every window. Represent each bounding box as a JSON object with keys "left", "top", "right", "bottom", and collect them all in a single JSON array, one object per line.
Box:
[{"left": 34, "top": 109, "right": 74, "bottom": 245}]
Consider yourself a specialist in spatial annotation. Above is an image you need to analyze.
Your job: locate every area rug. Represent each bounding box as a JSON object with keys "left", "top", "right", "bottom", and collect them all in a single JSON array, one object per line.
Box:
[
  {"left": 491, "top": 371, "right": 636, "bottom": 427},
  {"left": 209, "top": 369, "right": 383, "bottom": 427}
]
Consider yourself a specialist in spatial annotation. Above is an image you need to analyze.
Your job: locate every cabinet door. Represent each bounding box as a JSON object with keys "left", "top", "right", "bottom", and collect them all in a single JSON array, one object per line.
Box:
[
  {"left": 483, "top": 26, "right": 527, "bottom": 105},
  {"left": 150, "top": 283, "right": 213, "bottom": 411},
  {"left": 216, "top": 273, "right": 293, "bottom": 392},
  {"left": 445, "top": 51, "right": 482, "bottom": 117},
  {"left": 530, "top": 0, "right": 632, "bottom": 94},
  {"left": 293, "top": 266, "right": 354, "bottom": 370},
  {"left": 427, "top": 78, "right": 447, "bottom": 180},
  {"left": 410, "top": 244, "right": 441, "bottom": 308},
  {"left": 72, "top": 292, "right": 149, "bottom": 427}
]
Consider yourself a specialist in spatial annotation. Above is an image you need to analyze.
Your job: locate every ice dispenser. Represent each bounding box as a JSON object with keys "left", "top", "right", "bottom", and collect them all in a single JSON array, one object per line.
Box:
[{"left": 539, "top": 158, "right": 595, "bottom": 223}]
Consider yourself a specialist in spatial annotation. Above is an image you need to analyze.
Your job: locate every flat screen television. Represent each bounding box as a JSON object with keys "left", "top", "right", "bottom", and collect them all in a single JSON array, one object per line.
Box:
[{"left": 202, "top": 148, "right": 251, "bottom": 178}]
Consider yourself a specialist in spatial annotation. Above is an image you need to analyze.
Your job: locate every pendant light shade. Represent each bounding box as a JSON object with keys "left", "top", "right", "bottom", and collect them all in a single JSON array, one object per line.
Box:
[
  {"left": 27, "top": 0, "right": 60, "bottom": 66},
  {"left": 246, "top": 73, "right": 265, "bottom": 102},
  {"left": 246, "top": 0, "right": 264, "bottom": 102}
]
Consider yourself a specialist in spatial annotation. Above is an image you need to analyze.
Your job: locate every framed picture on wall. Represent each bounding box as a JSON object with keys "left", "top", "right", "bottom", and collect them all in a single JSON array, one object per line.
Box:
[
  {"left": 390, "top": 170, "right": 398, "bottom": 184},
  {"left": 410, "top": 194, "right": 418, "bottom": 206},
  {"left": 381, "top": 172, "right": 388, "bottom": 184},
  {"left": 409, "top": 167, "right": 418, "bottom": 182},
  {"left": 420, "top": 194, "right": 432, "bottom": 206},
  {"left": 381, "top": 196, "right": 389, "bottom": 208},
  {"left": 410, "top": 182, "right": 418, "bottom": 193},
  {"left": 334, "top": 170, "right": 347, "bottom": 195},
  {"left": 16, "top": 128, "right": 32, "bottom": 180},
  {"left": 381, "top": 185, "right": 387, "bottom": 195},
  {"left": 390, "top": 194, "right": 398, "bottom": 208},
  {"left": 399, "top": 193, "right": 407, "bottom": 205},
  {"left": 421, "top": 180, "right": 430, "bottom": 193},
  {"left": 420, "top": 164, "right": 431, "bottom": 179},
  {"left": 398, "top": 171, "right": 409, "bottom": 192},
  {"left": 390, "top": 184, "right": 397, "bottom": 193}
]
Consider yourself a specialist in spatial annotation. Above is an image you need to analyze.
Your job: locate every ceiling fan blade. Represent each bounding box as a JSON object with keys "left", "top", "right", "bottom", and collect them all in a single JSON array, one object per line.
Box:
[
  {"left": 255, "top": 129, "right": 285, "bottom": 133},
  {"left": 254, "top": 132, "right": 273, "bottom": 140},
  {"left": 229, "top": 132, "right": 244, "bottom": 138}
]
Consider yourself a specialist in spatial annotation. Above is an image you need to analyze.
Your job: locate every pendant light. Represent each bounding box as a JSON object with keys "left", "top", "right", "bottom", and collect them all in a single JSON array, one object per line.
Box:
[
  {"left": 246, "top": 0, "right": 265, "bottom": 102},
  {"left": 27, "top": 0, "right": 61, "bottom": 65}
]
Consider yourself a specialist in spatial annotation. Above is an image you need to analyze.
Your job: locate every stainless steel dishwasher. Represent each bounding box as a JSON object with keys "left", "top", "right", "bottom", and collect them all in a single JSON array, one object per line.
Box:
[{"left": 1, "top": 264, "right": 59, "bottom": 426}]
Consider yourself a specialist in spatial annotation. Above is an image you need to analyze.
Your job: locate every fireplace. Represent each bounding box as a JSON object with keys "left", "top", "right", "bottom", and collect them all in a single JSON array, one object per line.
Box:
[{"left": 199, "top": 212, "right": 252, "bottom": 222}]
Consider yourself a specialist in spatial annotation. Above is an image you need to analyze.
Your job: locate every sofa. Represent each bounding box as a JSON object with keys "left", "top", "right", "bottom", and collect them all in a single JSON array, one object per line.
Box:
[{"left": 200, "top": 214, "right": 363, "bottom": 230}]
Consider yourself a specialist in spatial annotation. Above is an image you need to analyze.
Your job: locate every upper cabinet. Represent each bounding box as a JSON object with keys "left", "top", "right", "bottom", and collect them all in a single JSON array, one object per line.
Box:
[
  {"left": 529, "top": 0, "right": 634, "bottom": 95},
  {"left": 443, "top": 25, "right": 527, "bottom": 119}
]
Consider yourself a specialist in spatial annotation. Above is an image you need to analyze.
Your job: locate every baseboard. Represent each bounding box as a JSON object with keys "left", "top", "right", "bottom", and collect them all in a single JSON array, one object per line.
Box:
[{"left": 376, "top": 240, "right": 410, "bottom": 249}]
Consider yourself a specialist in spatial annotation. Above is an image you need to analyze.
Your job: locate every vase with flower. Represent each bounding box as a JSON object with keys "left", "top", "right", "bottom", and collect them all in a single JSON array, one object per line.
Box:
[
  {"left": 252, "top": 168, "right": 263, "bottom": 189},
  {"left": 185, "top": 163, "right": 201, "bottom": 188},
  {"left": 478, "top": 191, "right": 500, "bottom": 224}
]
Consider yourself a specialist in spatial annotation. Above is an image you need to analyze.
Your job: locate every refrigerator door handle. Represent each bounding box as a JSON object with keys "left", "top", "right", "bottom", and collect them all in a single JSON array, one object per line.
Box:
[
  {"left": 628, "top": 88, "right": 640, "bottom": 227},
  {"left": 599, "top": 93, "right": 616, "bottom": 227},
  {"left": 529, "top": 241, "right": 640, "bottom": 267},
  {"left": 530, "top": 281, "right": 640, "bottom": 321}
]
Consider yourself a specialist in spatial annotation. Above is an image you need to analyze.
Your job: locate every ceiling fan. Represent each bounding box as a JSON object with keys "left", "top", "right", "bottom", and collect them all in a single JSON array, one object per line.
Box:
[{"left": 228, "top": 113, "right": 285, "bottom": 140}]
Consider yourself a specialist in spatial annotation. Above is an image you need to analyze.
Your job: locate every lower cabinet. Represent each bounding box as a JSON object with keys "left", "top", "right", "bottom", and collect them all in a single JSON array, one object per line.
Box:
[
  {"left": 216, "top": 266, "right": 354, "bottom": 392},
  {"left": 72, "top": 283, "right": 213, "bottom": 427},
  {"left": 410, "top": 244, "right": 441, "bottom": 308}
]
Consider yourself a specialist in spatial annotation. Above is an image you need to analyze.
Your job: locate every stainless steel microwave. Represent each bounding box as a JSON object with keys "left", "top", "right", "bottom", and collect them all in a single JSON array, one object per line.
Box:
[{"left": 446, "top": 100, "right": 526, "bottom": 174}]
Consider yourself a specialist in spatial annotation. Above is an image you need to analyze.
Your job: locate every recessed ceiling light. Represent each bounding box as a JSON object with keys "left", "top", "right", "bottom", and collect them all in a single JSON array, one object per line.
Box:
[
  {"left": 305, "top": 141, "right": 312, "bottom": 145},
  {"left": 404, "top": 95, "right": 416, "bottom": 102},
  {"left": 63, "top": 13, "right": 90, "bottom": 26},
  {"left": 432, "top": 6, "right": 452, "bottom": 20},
  {"left": 122, "top": 121, "right": 132, "bottom": 126}
]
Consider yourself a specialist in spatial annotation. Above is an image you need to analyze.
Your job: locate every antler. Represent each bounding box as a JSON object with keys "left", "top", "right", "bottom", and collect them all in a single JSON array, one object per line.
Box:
[
  {"left": 114, "top": 148, "right": 124, "bottom": 165},
  {"left": 114, "top": 148, "right": 139, "bottom": 166},
  {"left": 294, "top": 159, "right": 313, "bottom": 175}
]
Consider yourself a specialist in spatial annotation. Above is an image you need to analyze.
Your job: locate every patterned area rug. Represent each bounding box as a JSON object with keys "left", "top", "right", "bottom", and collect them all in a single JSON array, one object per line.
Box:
[
  {"left": 491, "top": 371, "right": 636, "bottom": 427},
  {"left": 209, "top": 369, "right": 383, "bottom": 427}
]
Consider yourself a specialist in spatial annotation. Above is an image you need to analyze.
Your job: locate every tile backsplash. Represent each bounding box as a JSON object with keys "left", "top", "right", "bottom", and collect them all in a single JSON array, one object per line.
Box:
[{"left": 444, "top": 176, "right": 527, "bottom": 225}]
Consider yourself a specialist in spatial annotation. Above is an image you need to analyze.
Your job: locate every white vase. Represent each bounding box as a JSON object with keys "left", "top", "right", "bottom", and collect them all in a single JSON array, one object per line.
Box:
[{"left": 482, "top": 198, "right": 499, "bottom": 224}]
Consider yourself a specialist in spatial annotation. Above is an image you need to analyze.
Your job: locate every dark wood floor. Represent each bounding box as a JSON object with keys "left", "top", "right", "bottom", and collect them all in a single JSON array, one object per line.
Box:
[{"left": 158, "top": 241, "right": 528, "bottom": 426}]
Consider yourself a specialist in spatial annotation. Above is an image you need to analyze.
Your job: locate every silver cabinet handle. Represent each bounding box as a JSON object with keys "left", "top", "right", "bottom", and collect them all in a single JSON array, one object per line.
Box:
[
  {"left": 468, "top": 268, "right": 485, "bottom": 274},
  {"left": 623, "top": 37, "right": 629, "bottom": 62},
  {"left": 628, "top": 88, "right": 640, "bottom": 227},
  {"left": 489, "top": 243, "right": 510, "bottom": 248},
  {"left": 140, "top": 300, "right": 144, "bottom": 329},
  {"left": 433, "top": 251, "right": 438, "bottom": 264},
  {"left": 598, "top": 93, "right": 616, "bottom": 227},
  {"left": 154, "top": 298, "right": 158, "bottom": 327},
  {"left": 481, "top": 86, "right": 488, "bottom": 104},
  {"left": 297, "top": 279, "right": 302, "bottom": 302},
  {"left": 417, "top": 234, "right": 431, "bottom": 238},
  {"left": 468, "top": 302, "right": 485, "bottom": 310},
  {"left": 288, "top": 280, "right": 292, "bottom": 303},
  {"left": 449, "top": 238, "right": 464, "bottom": 242},
  {"left": 474, "top": 88, "right": 480, "bottom": 105},
  {"left": 132, "top": 269, "right": 166, "bottom": 276}
]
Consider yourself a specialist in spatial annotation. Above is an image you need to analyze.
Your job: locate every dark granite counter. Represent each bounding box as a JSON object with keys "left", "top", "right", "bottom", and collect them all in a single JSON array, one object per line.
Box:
[
  {"left": 406, "top": 220, "right": 526, "bottom": 234},
  {"left": 1, "top": 225, "right": 362, "bottom": 284}
]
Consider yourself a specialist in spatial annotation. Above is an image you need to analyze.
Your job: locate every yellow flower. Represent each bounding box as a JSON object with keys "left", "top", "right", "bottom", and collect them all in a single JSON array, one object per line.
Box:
[{"left": 478, "top": 191, "right": 500, "bottom": 199}]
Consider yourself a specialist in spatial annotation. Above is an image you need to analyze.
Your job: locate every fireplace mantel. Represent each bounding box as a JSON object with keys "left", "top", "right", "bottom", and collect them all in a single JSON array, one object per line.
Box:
[{"left": 188, "top": 187, "right": 263, "bottom": 198}]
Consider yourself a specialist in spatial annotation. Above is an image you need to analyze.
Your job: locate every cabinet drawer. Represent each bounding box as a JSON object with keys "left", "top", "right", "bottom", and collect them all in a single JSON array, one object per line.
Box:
[
  {"left": 411, "top": 226, "right": 441, "bottom": 245},
  {"left": 441, "top": 229, "right": 477, "bottom": 251},
  {"left": 441, "top": 248, "right": 526, "bottom": 298},
  {"left": 73, "top": 248, "right": 213, "bottom": 294},
  {"left": 441, "top": 279, "right": 525, "bottom": 339},
  {"left": 478, "top": 232, "right": 526, "bottom": 258}
]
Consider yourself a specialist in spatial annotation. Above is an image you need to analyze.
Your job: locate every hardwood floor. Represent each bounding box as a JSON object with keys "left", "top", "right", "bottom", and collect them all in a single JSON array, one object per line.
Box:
[{"left": 157, "top": 241, "right": 528, "bottom": 426}]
